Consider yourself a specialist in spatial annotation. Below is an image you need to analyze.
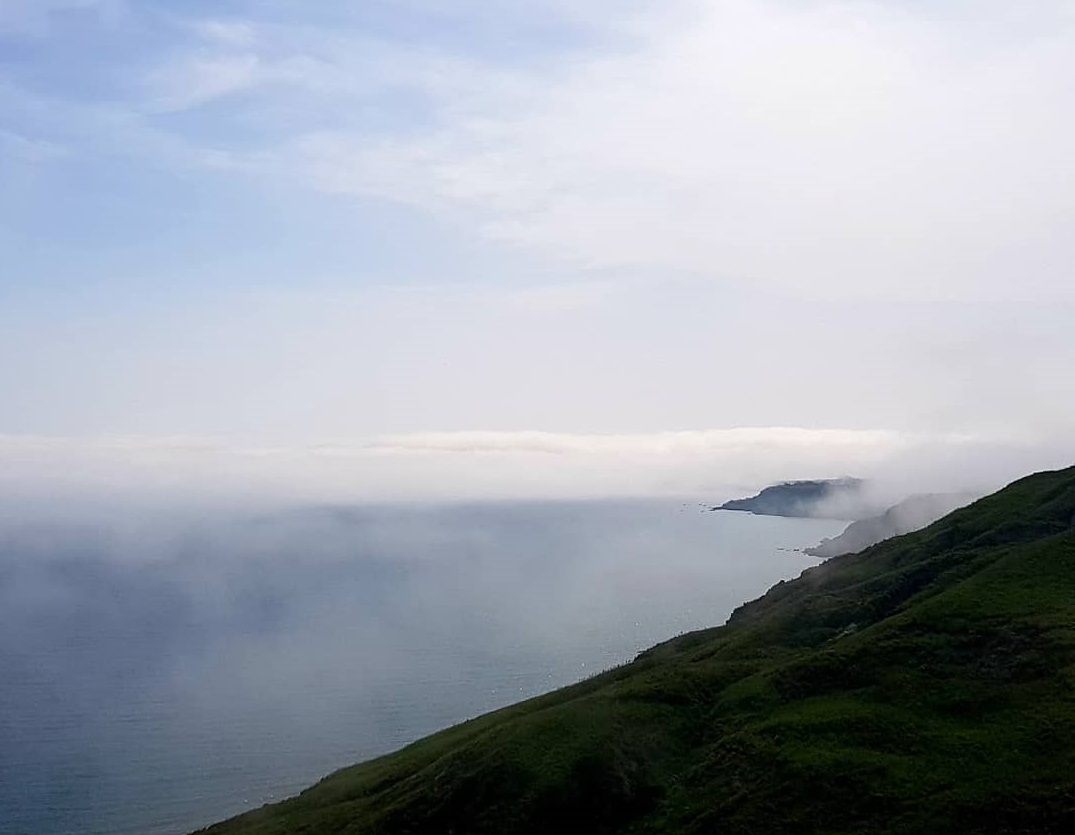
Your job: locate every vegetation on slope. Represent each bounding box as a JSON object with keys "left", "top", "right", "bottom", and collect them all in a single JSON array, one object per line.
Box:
[{"left": 198, "top": 466, "right": 1075, "bottom": 834}]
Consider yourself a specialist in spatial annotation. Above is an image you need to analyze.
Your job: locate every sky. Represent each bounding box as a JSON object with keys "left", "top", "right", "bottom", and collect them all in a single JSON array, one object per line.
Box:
[{"left": 2, "top": 0, "right": 1074, "bottom": 500}]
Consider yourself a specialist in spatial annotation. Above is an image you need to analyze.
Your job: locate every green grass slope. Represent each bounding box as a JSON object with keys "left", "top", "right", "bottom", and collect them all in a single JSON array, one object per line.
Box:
[{"left": 198, "top": 466, "right": 1075, "bottom": 835}]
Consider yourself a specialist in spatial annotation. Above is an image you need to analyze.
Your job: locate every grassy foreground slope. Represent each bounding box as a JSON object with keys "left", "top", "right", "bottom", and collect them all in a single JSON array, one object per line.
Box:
[{"left": 199, "top": 467, "right": 1075, "bottom": 835}]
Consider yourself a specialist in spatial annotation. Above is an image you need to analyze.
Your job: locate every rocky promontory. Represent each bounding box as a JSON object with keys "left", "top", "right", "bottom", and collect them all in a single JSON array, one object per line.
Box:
[{"left": 714, "top": 477, "right": 881, "bottom": 520}]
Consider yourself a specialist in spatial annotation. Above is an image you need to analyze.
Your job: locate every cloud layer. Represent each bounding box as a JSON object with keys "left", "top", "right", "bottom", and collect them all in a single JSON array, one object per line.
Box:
[
  {"left": 227, "top": 0, "right": 1075, "bottom": 301},
  {"left": 2, "top": 427, "right": 1068, "bottom": 505}
]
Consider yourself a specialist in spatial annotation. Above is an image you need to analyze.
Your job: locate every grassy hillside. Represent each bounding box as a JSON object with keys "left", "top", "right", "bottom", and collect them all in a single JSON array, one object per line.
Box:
[{"left": 198, "top": 466, "right": 1075, "bottom": 834}]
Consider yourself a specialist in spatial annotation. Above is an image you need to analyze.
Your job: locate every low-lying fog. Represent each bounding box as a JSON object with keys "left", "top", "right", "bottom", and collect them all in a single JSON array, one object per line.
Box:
[
  {"left": 0, "top": 494, "right": 845, "bottom": 835},
  {"left": 3, "top": 432, "right": 1071, "bottom": 835}
]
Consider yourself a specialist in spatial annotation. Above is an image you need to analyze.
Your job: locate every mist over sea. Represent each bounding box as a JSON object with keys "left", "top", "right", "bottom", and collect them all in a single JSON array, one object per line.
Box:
[{"left": 0, "top": 498, "right": 844, "bottom": 835}]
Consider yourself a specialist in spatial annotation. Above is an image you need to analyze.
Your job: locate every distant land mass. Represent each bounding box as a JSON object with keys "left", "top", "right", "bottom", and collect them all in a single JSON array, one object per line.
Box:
[
  {"left": 714, "top": 477, "right": 883, "bottom": 520},
  {"left": 199, "top": 465, "right": 1075, "bottom": 835},
  {"left": 805, "top": 492, "right": 980, "bottom": 558}
]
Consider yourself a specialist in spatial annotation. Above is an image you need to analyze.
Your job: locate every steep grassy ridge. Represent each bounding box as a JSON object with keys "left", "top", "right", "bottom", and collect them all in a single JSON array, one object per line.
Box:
[{"left": 199, "top": 467, "right": 1075, "bottom": 834}]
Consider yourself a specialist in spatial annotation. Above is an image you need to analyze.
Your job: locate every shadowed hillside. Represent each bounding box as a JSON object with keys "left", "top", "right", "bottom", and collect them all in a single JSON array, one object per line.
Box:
[
  {"left": 198, "top": 466, "right": 1075, "bottom": 835},
  {"left": 804, "top": 492, "right": 979, "bottom": 557}
]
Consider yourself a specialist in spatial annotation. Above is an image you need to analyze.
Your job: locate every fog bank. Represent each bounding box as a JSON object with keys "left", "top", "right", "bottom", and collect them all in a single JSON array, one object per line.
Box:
[{"left": 1, "top": 428, "right": 1071, "bottom": 508}]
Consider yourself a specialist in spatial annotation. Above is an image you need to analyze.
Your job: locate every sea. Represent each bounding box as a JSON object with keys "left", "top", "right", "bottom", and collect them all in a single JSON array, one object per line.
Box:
[{"left": 0, "top": 498, "right": 845, "bottom": 835}]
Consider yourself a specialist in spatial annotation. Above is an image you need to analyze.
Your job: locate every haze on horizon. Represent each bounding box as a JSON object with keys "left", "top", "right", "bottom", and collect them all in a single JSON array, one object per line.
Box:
[{"left": 3, "top": 0, "right": 1074, "bottom": 502}]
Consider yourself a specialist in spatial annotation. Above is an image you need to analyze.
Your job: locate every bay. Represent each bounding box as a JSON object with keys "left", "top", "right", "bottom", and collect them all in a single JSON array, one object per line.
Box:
[{"left": 0, "top": 499, "right": 845, "bottom": 835}]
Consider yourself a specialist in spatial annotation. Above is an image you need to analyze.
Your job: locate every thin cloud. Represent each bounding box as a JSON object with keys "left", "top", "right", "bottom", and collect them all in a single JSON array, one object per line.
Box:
[
  {"left": 271, "top": 0, "right": 1075, "bottom": 302},
  {"left": 367, "top": 428, "right": 903, "bottom": 456},
  {"left": 1, "top": 429, "right": 1062, "bottom": 504},
  {"left": 0, "top": 128, "right": 68, "bottom": 162},
  {"left": 193, "top": 20, "right": 257, "bottom": 49},
  {"left": 145, "top": 52, "right": 262, "bottom": 113}
]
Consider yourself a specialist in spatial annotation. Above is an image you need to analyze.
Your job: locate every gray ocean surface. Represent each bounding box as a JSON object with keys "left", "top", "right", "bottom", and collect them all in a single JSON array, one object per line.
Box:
[{"left": 0, "top": 499, "right": 845, "bottom": 835}]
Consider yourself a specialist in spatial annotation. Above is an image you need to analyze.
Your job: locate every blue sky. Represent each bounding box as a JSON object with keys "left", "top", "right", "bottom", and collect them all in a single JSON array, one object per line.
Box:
[
  {"left": 3, "top": 0, "right": 1075, "bottom": 499},
  {"left": 1, "top": 0, "right": 556, "bottom": 296}
]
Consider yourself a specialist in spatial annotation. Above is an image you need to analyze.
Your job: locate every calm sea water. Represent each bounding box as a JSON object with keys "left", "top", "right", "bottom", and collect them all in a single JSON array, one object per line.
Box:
[{"left": 0, "top": 499, "right": 844, "bottom": 835}]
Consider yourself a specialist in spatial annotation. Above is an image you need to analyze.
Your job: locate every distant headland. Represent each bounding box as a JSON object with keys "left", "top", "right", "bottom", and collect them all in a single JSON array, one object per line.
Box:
[
  {"left": 714, "top": 480, "right": 981, "bottom": 556},
  {"left": 713, "top": 477, "right": 880, "bottom": 520}
]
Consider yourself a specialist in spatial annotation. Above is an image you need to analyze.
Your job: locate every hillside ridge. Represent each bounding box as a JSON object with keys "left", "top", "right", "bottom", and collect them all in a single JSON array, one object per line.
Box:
[{"left": 803, "top": 492, "right": 979, "bottom": 558}]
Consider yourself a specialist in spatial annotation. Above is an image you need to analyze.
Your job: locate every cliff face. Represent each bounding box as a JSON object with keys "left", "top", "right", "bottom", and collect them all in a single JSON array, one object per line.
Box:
[
  {"left": 199, "top": 466, "right": 1075, "bottom": 835},
  {"left": 715, "top": 478, "right": 881, "bottom": 520},
  {"left": 804, "top": 492, "right": 979, "bottom": 557}
]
